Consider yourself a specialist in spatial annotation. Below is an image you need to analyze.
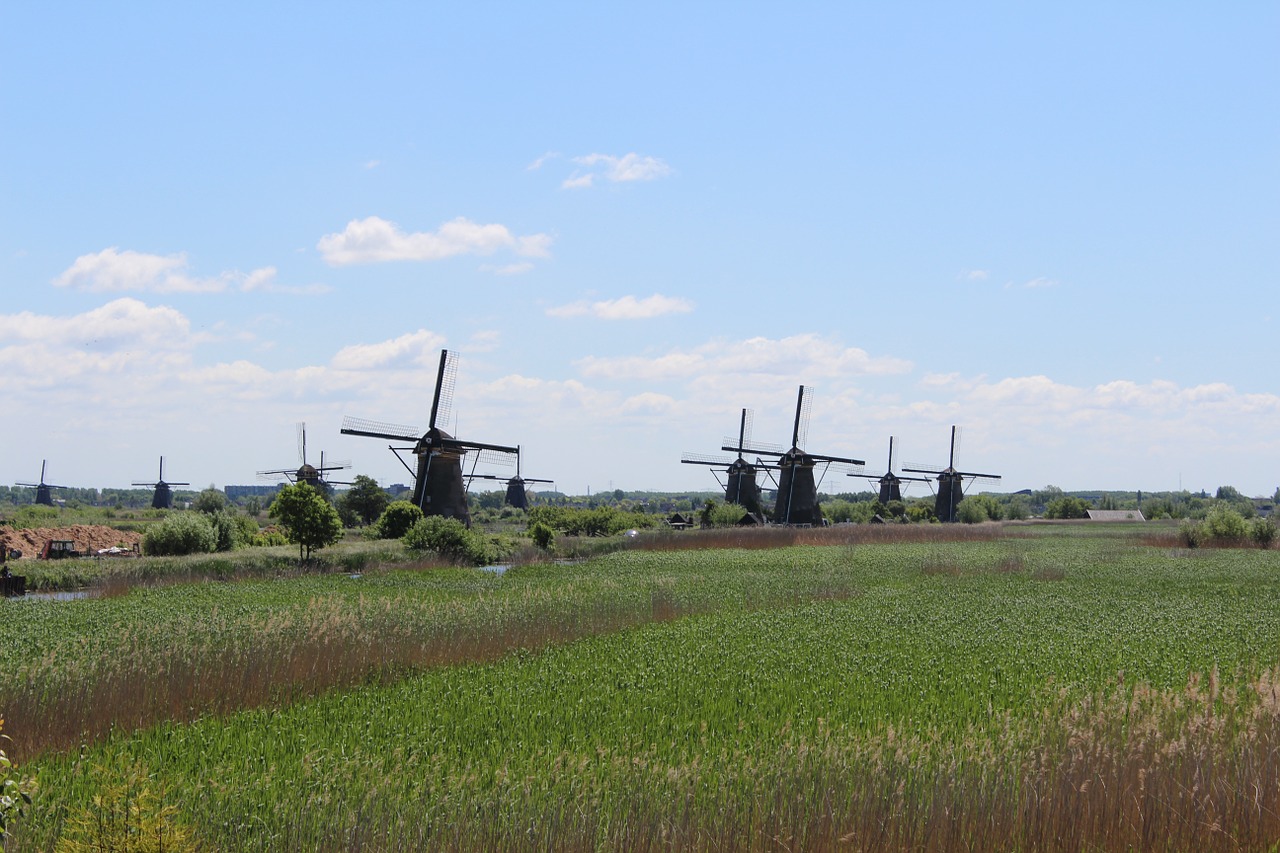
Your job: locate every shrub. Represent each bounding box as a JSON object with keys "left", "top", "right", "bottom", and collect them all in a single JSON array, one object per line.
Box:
[
  {"left": 403, "top": 516, "right": 495, "bottom": 565},
  {"left": 530, "top": 521, "right": 555, "bottom": 551},
  {"left": 142, "top": 512, "right": 217, "bottom": 556},
  {"left": 209, "top": 511, "right": 258, "bottom": 552},
  {"left": 1, "top": 720, "right": 34, "bottom": 844},
  {"left": 370, "top": 501, "right": 425, "bottom": 540},
  {"left": 53, "top": 757, "right": 199, "bottom": 853},
  {"left": 1204, "top": 505, "right": 1248, "bottom": 543},
  {"left": 957, "top": 500, "right": 989, "bottom": 524},
  {"left": 1178, "top": 519, "right": 1203, "bottom": 549},
  {"left": 1045, "top": 496, "right": 1091, "bottom": 519},
  {"left": 252, "top": 529, "right": 290, "bottom": 547},
  {"left": 1251, "top": 516, "right": 1277, "bottom": 548}
]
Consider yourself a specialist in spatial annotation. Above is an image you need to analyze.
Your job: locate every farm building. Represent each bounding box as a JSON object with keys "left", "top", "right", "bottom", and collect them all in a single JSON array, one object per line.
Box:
[{"left": 1086, "top": 509, "right": 1146, "bottom": 522}]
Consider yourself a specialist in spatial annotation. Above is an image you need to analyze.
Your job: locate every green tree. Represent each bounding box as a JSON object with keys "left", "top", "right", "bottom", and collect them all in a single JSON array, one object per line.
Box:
[
  {"left": 1045, "top": 496, "right": 1091, "bottom": 519},
  {"left": 268, "top": 483, "right": 344, "bottom": 561},
  {"left": 192, "top": 485, "right": 228, "bottom": 514},
  {"left": 340, "top": 475, "right": 390, "bottom": 525}
]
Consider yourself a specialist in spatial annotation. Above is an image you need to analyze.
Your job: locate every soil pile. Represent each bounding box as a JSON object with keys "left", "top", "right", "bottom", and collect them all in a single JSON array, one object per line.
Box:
[{"left": 0, "top": 525, "right": 143, "bottom": 560}]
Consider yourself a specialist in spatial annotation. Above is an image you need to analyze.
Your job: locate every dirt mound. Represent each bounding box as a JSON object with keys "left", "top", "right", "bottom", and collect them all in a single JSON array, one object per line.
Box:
[{"left": 0, "top": 525, "right": 143, "bottom": 560}]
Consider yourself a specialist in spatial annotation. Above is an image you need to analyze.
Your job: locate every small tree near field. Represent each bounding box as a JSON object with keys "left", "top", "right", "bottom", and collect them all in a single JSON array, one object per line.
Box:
[{"left": 268, "top": 483, "right": 344, "bottom": 562}]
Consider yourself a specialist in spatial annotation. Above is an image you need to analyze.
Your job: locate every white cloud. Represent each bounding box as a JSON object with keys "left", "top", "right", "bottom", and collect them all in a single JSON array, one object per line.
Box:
[
  {"left": 961, "top": 269, "right": 989, "bottom": 281},
  {"left": 53, "top": 248, "right": 302, "bottom": 295},
  {"left": 527, "top": 151, "right": 559, "bottom": 170},
  {"left": 562, "top": 152, "right": 672, "bottom": 189},
  {"left": 575, "top": 334, "right": 914, "bottom": 387},
  {"left": 316, "top": 216, "right": 553, "bottom": 266},
  {"left": 1012, "top": 276, "right": 1058, "bottom": 289},
  {"left": 331, "top": 329, "right": 446, "bottom": 371},
  {"left": 547, "top": 294, "right": 695, "bottom": 320}
]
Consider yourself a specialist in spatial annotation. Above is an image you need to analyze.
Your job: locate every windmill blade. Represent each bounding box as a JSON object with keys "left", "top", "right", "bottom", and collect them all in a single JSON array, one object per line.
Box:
[
  {"left": 682, "top": 452, "right": 738, "bottom": 466},
  {"left": 726, "top": 439, "right": 788, "bottom": 457},
  {"left": 903, "top": 462, "right": 947, "bottom": 475},
  {"left": 957, "top": 471, "right": 1002, "bottom": 481},
  {"left": 341, "top": 416, "right": 421, "bottom": 441},
  {"left": 15, "top": 482, "right": 39, "bottom": 488},
  {"left": 168, "top": 481, "right": 192, "bottom": 487},
  {"left": 793, "top": 386, "right": 813, "bottom": 449},
  {"left": 429, "top": 349, "right": 458, "bottom": 432},
  {"left": 297, "top": 422, "right": 307, "bottom": 465},
  {"left": 445, "top": 438, "right": 520, "bottom": 456},
  {"left": 951, "top": 425, "right": 963, "bottom": 468},
  {"left": 473, "top": 447, "right": 518, "bottom": 467},
  {"left": 520, "top": 477, "right": 555, "bottom": 484},
  {"left": 819, "top": 460, "right": 865, "bottom": 476}
]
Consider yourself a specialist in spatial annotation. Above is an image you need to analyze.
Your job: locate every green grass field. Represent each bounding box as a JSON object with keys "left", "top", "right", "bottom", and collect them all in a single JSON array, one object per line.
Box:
[{"left": 5, "top": 523, "right": 1280, "bottom": 850}]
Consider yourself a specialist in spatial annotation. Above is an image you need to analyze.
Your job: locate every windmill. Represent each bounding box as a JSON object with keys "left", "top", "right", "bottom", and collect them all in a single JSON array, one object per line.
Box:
[
  {"left": 467, "top": 446, "right": 554, "bottom": 510},
  {"left": 854, "top": 437, "right": 931, "bottom": 503},
  {"left": 681, "top": 408, "right": 765, "bottom": 516},
  {"left": 257, "top": 423, "right": 352, "bottom": 497},
  {"left": 15, "top": 460, "right": 69, "bottom": 506},
  {"left": 902, "top": 426, "right": 1002, "bottom": 522},
  {"left": 132, "top": 456, "right": 191, "bottom": 509},
  {"left": 340, "top": 349, "right": 519, "bottom": 526},
  {"left": 729, "top": 386, "right": 864, "bottom": 525}
]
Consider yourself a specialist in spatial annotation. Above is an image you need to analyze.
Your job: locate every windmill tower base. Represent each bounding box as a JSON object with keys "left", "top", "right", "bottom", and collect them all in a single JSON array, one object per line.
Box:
[
  {"left": 774, "top": 453, "right": 823, "bottom": 526},
  {"left": 726, "top": 462, "right": 762, "bottom": 516},
  {"left": 935, "top": 472, "right": 965, "bottom": 523},
  {"left": 413, "top": 448, "right": 472, "bottom": 527},
  {"left": 505, "top": 477, "right": 528, "bottom": 510}
]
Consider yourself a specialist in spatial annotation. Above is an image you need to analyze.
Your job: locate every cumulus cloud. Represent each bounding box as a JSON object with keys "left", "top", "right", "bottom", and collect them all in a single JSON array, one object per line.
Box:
[
  {"left": 317, "top": 216, "right": 553, "bottom": 267},
  {"left": 331, "top": 329, "right": 446, "bottom": 371},
  {"left": 562, "top": 152, "right": 672, "bottom": 189},
  {"left": 52, "top": 248, "right": 286, "bottom": 294},
  {"left": 576, "top": 334, "right": 913, "bottom": 383},
  {"left": 547, "top": 294, "right": 695, "bottom": 320},
  {"left": 961, "top": 269, "right": 989, "bottom": 281}
]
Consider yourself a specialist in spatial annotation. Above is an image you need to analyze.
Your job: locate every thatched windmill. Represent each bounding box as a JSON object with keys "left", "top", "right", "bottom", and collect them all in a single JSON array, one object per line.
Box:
[
  {"left": 258, "top": 423, "right": 352, "bottom": 497},
  {"left": 854, "top": 437, "right": 930, "bottom": 503},
  {"left": 341, "top": 349, "right": 519, "bottom": 526},
  {"left": 733, "top": 387, "right": 864, "bottom": 525},
  {"left": 133, "top": 456, "right": 191, "bottom": 509},
  {"left": 681, "top": 408, "right": 765, "bottom": 516},
  {"left": 903, "top": 426, "right": 1002, "bottom": 522},
  {"left": 15, "top": 460, "right": 69, "bottom": 506}
]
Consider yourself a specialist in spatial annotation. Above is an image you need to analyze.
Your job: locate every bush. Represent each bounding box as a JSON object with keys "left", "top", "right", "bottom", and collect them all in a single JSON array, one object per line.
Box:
[
  {"left": 1250, "top": 516, "right": 1277, "bottom": 548},
  {"left": 957, "top": 500, "right": 989, "bottom": 524},
  {"left": 209, "top": 511, "right": 258, "bottom": 552},
  {"left": 1178, "top": 519, "right": 1203, "bottom": 549},
  {"left": 142, "top": 512, "right": 217, "bottom": 556},
  {"left": 1204, "top": 505, "right": 1248, "bottom": 543},
  {"left": 370, "top": 500, "right": 425, "bottom": 540},
  {"left": 529, "top": 521, "right": 555, "bottom": 551},
  {"left": 252, "top": 529, "right": 290, "bottom": 547},
  {"left": 1045, "top": 496, "right": 1091, "bottom": 519},
  {"left": 403, "top": 516, "right": 508, "bottom": 565}
]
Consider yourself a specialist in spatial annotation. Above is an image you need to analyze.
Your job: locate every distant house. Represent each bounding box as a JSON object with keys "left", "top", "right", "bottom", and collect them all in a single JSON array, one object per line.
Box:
[
  {"left": 1086, "top": 509, "right": 1146, "bottom": 522},
  {"left": 735, "top": 512, "right": 766, "bottom": 527},
  {"left": 666, "top": 512, "right": 693, "bottom": 530}
]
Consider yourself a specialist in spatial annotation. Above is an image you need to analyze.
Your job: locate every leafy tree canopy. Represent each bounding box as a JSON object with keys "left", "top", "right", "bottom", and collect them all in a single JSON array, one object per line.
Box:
[{"left": 268, "top": 483, "right": 344, "bottom": 561}]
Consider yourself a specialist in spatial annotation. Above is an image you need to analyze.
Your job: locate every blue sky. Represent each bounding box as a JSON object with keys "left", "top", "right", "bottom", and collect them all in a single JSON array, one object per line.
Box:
[{"left": 2, "top": 3, "right": 1277, "bottom": 497}]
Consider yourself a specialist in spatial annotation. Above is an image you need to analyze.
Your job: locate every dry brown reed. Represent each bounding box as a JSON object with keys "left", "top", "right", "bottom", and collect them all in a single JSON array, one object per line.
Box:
[{"left": 635, "top": 523, "right": 1013, "bottom": 553}]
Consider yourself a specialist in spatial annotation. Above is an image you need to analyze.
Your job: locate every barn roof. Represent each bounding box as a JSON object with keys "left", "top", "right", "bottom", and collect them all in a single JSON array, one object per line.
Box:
[{"left": 1086, "top": 509, "right": 1146, "bottom": 522}]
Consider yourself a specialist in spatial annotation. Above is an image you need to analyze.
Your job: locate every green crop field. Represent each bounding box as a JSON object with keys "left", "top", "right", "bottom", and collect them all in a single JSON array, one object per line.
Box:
[{"left": 5, "top": 524, "right": 1280, "bottom": 850}]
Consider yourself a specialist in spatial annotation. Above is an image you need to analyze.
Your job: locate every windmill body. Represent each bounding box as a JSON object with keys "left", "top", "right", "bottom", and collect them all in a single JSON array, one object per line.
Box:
[
  {"left": 342, "top": 350, "right": 518, "bottom": 527},
  {"left": 902, "top": 426, "right": 1002, "bottom": 523},
  {"left": 16, "top": 460, "right": 69, "bottom": 507},
  {"left": 501, "top": 447, "right": 553, "bottom": 510},
  {"left": 724, "top": 388, "right": 864, "bottom": 525},
  {"left": 132, "top": 457, "right": 190, "bottom": 509},
  {"left": 857, "top": 437, "right": 930, "bottom": 504},
  {"left": 681, "top": 409, "right": 763, "bottom": 516},
  {"left": 258, "top": 424, "right": 351, "bottom": 500}
]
